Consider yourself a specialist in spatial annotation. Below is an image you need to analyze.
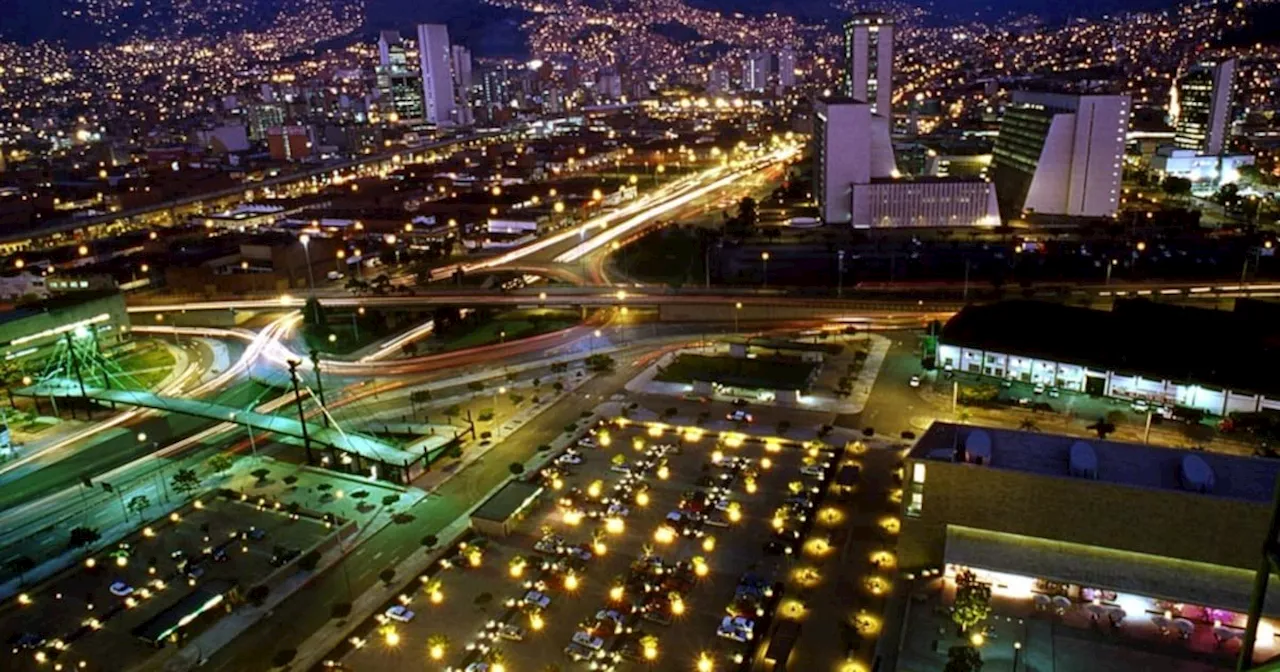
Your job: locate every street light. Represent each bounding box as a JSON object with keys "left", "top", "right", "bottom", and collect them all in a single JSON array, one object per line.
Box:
[
  {"left": 734, "top": 302, "right": 742, "bottom": 334},
  {"left": 761, "top": 252, "right": 770, "bottom": 288},
  {"left": 299, "top": 234, "right": 320, "bottom": 324}
]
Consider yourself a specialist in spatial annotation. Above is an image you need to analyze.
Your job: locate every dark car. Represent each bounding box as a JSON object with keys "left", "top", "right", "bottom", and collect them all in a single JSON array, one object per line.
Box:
[{"left": 270, "top": 547, "right": 301, "bottom": 567}]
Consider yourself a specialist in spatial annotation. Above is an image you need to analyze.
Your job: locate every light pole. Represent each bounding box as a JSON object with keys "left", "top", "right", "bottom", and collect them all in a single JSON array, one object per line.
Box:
[
  {"left": 300, "top": 234, "right": 320, "bottom": 325},
  {"left": 836, "top": 250, "right": 845, "bottom": 298},
  {"left": 734, "top": 302, "right": 742, "bottom": 334},
  {"left": 1013, "top": 641, "right": 1022, "bottom": 671},
  {"left": 230, "top": 413, "right": 257, "bottom": 456},
  {"left": 592, "top": 329, "right": 602, "bottom": 353},
  {"left": 287, "top": 360, "right": 314, "bottom": 465},
  {"left": 1105, "top": 258, "right": 1116, "bottom": 285}
]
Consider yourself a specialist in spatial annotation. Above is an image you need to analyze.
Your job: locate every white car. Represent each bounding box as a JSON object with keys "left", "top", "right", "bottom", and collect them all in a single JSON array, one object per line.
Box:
[
  {"left": 800, "top": 464, "right": 826, "bottom": 478},
  {"left": 524, "top": 590, "right": 551, "bottom": 610},
  {"left": 557, "top": 452, "right": 584, "bottom": 465},
  {"left": 609, "top": 463, "right": 632, "bottom": 474},
  {"left": 497, "top": 623, "right": 526, "bottom": 641},
  {"left": 606, "top": 502, "right": 631, "bottom": 517},
  {"left": 717, "top": 616, "right": 755, "bottom": 642},
  {"left": 1033, "top": 383, "right": 1046, "bottom": 394},
  {"left": 109, "top": 581, "right": 134, "bottom": 597},
  {"left": 909, "top": 375, "right": 921, "bottom": 388},
  {"left": 572, "top": 631, "right": 605, "bottom": 650},
  {"left": 465, "top": 664, "right": 491, "bottom": 672},
  {"left": 726, "top": 410, "right": 754, "bottom": 423},
  {"left": 384, "top": 605, "right": 415, "bottom": 622},
  {"left": 1131, "top": 398, "right": 1151, "bottom": 412},
  {"left": 578, "top": 437, "right": 598, "bottom": 448}
]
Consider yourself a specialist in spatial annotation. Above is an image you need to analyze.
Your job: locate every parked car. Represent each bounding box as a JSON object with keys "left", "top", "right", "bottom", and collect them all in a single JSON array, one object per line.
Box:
[
  {"left": 909, "top": 375, "right": 921, "bottom": 388},
  {"left": 384, "top": 605, "right": 415, "bottom": 622},
  {"left": 523, "top": 590, "right": 552, "bottom": 610},
  {"left": 109, "top": 581, "right": 134, "bottom": 597},
  {"left": 717, "top": 616, "right": 755, "bottom": 642},
  {"left": 726, "top": 409, "right": 754, "bottom": 423}
]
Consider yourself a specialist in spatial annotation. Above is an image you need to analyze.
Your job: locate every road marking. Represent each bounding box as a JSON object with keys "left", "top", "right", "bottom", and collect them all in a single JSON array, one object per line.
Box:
[{"left": 371, "top": 551, "right": 384, "bottom": 561}]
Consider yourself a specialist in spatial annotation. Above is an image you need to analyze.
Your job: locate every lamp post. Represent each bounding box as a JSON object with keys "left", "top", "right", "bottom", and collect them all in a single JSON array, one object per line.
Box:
[
  {"left": 761, "top": 252, "right": 770, "bottom": 289},
  {"left": 299, "top": 234, "right": 320, "bottom": 325},
  {"left": 836, "top": 250, "right": 845, "bottom": 298},
  {"left": 734, "top": 302, "right": 742, "bottom": 334},
  {"left": 1105, "top": 258, "right": 1117, "bottom": 285},
  {"left": 1013, "top": 641, "right": 1022, "bottom": 671},
  {"left": 287, "top": 360, "right": 314, "bottom": 464},
  {"left": 310, "top": 349, "right": 329, "bottom": 427},
  {"left": 592, "top": 329, "right": 602, "bottom": 353}
]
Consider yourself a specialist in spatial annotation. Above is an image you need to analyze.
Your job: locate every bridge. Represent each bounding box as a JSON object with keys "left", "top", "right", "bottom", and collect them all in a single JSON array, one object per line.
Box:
[{"left": 22, "top": 386, "right": 428, "bottom": 483}]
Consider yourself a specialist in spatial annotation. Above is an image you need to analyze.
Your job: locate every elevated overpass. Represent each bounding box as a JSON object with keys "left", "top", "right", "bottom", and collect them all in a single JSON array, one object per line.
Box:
[{"left": 20, "top": 386, "right": 427, "bottom": 484}]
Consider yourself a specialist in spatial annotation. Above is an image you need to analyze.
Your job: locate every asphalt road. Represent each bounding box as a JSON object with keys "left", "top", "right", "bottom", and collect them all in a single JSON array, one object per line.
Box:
[{"left": 201, "top": 348, "right": 658, "bottom": 670}]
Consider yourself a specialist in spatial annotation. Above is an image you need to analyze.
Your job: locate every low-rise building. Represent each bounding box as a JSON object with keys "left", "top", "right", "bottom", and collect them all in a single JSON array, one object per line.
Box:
[
  {"left": 938, "top": 299, "right": 1280, "bottom": 416},
  {"left": 0, "top": 291, "right": 130, "bottom": 372},
  {"left": 900, "top": 422, "right": 1280, "bottom": 656}
]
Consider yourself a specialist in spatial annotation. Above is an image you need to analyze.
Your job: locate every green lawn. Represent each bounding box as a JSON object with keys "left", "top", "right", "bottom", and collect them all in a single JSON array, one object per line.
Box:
[
  {"left": 655, "top": 353, "right": 817, "bottom": 390},
  {"left": 113, "top": 344, "right": 177, "bottom": 390},
  {"left": 434, "top": 309, "right": 579, "bottom": 352}
]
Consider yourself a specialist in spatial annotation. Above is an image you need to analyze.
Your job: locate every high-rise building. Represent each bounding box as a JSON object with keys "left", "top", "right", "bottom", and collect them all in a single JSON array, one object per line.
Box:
[
  {"left": 991, "top": 91, "right": 1130, "bottom": 219},
  {"left": 816, "top": 98, "right": 996, "bottom": 227},
  {"left": 1173, "top": 57, "right": 1235, "bottom": 156},
  {"left": 844, "top": 13, "right": 893, "bottom": 117},
  {"left": 742, "top": 52, "right": 770, "bottom": 92},
  {"left": 245, "top": 103, "right": 285, "bottom": 141},
  {"left": 416, "top": 24, "right": 457, "bottom": 126},
  {"left": 450, "top": 45, "right": 475, "bottom": 126},
  {"left": 707, "top": 67, "right": 730, "bottom": 94},
  {"left": 376, "top": 31, "right": 424, "bottom": 123},
  {"left": 778, "top": 48, "right": 796, "bottom": 90}
]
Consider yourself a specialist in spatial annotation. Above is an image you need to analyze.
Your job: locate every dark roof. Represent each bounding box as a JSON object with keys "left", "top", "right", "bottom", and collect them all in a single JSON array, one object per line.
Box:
[
  {"left": 131, "top": 579, "right": 236, "bottom": 642},
  {"left": 472, "top": 481, "right": 544, "bottom": 523},
  {"left": 941, "top": 299, "right": 1280, "bottom": 396},
  {"left": 909, "top": 422, "right": 1280, "bottom": 505}
]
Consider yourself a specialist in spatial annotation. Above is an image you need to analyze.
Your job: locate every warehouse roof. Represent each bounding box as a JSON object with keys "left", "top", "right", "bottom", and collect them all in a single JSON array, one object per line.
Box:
[{"left": 940, "top": 299, "right": 1280, "bottom": 396}]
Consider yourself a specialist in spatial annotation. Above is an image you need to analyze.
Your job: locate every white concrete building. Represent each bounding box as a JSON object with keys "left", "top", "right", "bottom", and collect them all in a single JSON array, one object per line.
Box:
[
  {"left": 844, "top": 12, "right": 893, "bottom": 116},
  {"left": 992, "top": 91, "right": 1130, "bottom": 219},
  {"left": 416, "top": 24, "right": 456, "bottom": 126},
  {"left": 815, "top": 99, "right": 996, "bottom": 228},
  {"left": 1150, "top": 146, "right": 1255, "bottom": 187},
  {"left": 742, "top": 51, "right": 770, "bottom": 92}
]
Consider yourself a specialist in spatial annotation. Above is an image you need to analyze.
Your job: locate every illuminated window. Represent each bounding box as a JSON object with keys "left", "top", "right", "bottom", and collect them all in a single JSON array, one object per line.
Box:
[
  {"left": 907, "top": 491, "right": 924, "bottom": 517},
  {"left": 912, "top": 463, "right": 926, "bottom": 484}
]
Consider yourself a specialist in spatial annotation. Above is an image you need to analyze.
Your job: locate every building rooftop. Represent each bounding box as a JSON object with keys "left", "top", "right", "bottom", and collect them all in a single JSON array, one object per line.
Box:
[
  {"left": 909, "top": 422, "right": 1280, "bottom": 506},
  {"left": 472, "top": 480, "right": 544, "bottom": 523},
  {"left": 941, "top": 299, "right": 1280, "bottom": 396}
]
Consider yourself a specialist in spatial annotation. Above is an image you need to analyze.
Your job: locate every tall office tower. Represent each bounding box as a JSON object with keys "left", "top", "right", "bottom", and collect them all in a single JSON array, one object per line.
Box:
[
  {"left": 813, "top": 99, "right": 895, "bottom": 224},
  {"left": 742, "top": 52, "right": 770, "bottom": 92},
  {"left": 416, "top": 24, "right": 457, "bottom": 126},
  {"left": 992, "top": 91, "right": 1130, "bottom": 219},
  {"left": 843, "top": 13, "right": 893, "bottom": 116},
  {"left": 481, "top": 63, "right": 513, "bottom": 108},
  {"left": 245, "top": 102, "right": 286, "bottom": 141},
  {"left": 375, "top": 31, "right": 424, "bottom": 123},
  {"left": 778, "top": 48, "right": 796, "bottom": 89},
  {"left": 450, "top": 45, "right": 475, "bottom": 125},
  {"left": 1173, "top": 57, "right": 1235, "bottom": 156},
  {"left": 815, "top": 98, "right": 995, "bottom": 227},
  {"left": 707, "top": 67, "right": 730, "bottom": 94}
]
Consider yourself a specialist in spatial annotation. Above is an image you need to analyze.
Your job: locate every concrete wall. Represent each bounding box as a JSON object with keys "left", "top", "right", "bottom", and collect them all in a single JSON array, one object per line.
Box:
[{"left": 898, "top": 456, "right": 1272, "bottom": 573}]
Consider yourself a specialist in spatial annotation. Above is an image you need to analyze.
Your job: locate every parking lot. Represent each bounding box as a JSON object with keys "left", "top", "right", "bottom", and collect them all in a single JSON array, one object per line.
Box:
[
  {"left": 337, "top": 416, "right": 843, "bottom": 671},
  {"left": 0, "top": 498, "right": 330, "bottom": 671}
]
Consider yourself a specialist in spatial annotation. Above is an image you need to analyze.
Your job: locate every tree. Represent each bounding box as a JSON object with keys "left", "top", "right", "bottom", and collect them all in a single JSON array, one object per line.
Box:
[
  {"left": 467, "top": 380, "right": 485, "bottom": 394},
  {"left": 127, "top": 495, "right": 151, "bottom": 518},
  {"left": 1161, "top": 175, "right": 1193, "bottom": 200},
  {"left": 331, "top": 602, "right": 352, "bottom": 619},
  {"left": 508, "top": 462, "right": 525, "bottom": 476},
  {"left": 944, "top": 645, "right": 984, "bottom": 672},
  {"left": 298, "top": 550, "right": 322, "bottom": 571},
  {"left": 5, "top": 555, "right": 35, "bottom": 584},
  {"left": 585, "top": 354, "right": 615, "bottom": 372},
  {"left": 553, "top": 381, "right": 565, "bottom": 393},
  {"left": 421, "top": 534, "right": 439, "bottom": 551},
  {"left": 379, "top": 567, "right": 396, "bottom": 586},
  {"left": 247, "top": 584, "right": 270, "bottom": 606},
  {"left": 303, "top": 296, "right": 328, "bottom": 328},
  {"left": 271, "top": 649, "right": 296, "bottom": 668},
  {"left": 207, "top": 454, "right": 234, "bottom": 474},
  {"left": 170, "top": 468, "right": 200, "bottom": 496},
  {"left": 951, "top": 570, "right": 993, "bottom": 633},
  {"left": 410, "top": 389, "right": 433, "bottom": 406},
  {"left": 663, "top": 407, "right": 678, "bottom": 419},
  {"left": 508, "top": 393, "right": 526, "bottom": 405},
  {"left": 251, "top": 468, "right": 271, "bottom": 483},
  {"left": 445, "top": 404, "right": 461, "bottom": 421},
  {"left": 67, "top": 526, "right": 101, "bottom": 549}
]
